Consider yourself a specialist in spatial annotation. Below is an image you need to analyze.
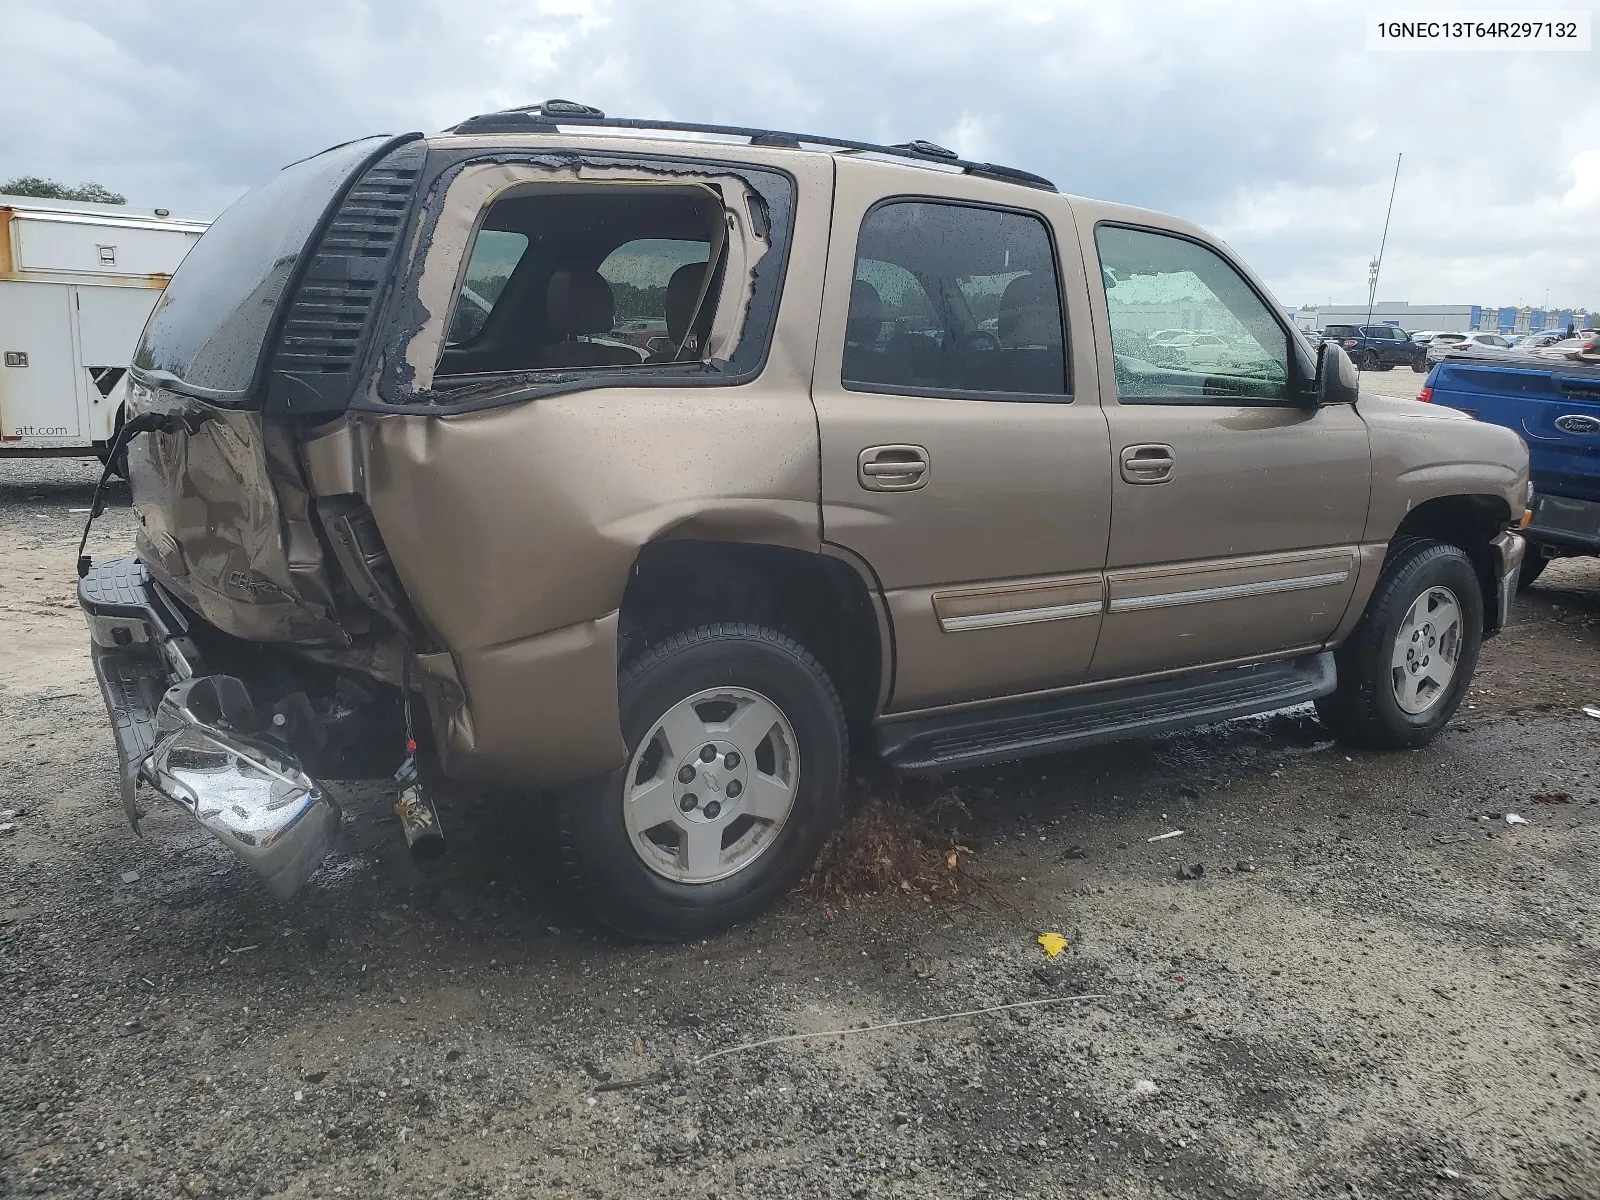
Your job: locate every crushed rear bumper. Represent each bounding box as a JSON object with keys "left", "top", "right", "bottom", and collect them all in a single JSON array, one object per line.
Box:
[{"left": 78, "top": 558, "right": 339, "bottom": 897}]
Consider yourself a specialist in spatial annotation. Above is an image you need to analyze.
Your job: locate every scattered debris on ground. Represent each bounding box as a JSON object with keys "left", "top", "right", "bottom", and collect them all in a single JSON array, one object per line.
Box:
[{"left": 797, "top": 789, "right": 973, "bottom": 904}]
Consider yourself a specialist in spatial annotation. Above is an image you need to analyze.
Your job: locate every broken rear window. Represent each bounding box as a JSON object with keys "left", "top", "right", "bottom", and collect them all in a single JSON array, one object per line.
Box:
[{"left": 436, "top": 186, "right": 725, "bottom": 378}]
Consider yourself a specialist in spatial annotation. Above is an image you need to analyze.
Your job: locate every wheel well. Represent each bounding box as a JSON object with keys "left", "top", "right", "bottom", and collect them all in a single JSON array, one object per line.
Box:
[
  {"left": 1390, "top": 494, "right": 1511, "bottom": 630},
  {"left": 618, "top": 540, "right": 884, "bottom": 730}
]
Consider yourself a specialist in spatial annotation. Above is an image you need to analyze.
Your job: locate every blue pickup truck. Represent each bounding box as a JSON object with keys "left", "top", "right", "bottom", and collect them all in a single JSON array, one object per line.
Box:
[{"left": 1421, "top": 356, "right": 1600, "bottom": 586}]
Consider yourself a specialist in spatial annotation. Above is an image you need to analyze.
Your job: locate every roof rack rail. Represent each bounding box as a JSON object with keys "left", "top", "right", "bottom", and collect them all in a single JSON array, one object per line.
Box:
[{"left": 447, "top": 102, "right": 1057, "bottom": 192}]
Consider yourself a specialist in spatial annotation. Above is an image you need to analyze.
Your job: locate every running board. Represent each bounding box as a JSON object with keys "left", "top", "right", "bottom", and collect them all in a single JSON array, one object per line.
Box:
[{"left": 877, "top": 652, "right": 1336, "bottom": 774}]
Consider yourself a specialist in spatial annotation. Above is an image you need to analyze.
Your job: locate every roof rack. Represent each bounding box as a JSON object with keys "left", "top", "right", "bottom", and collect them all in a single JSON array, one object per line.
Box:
[{"left": 447, "top": 100, "right": 1057, "bottom": 192}]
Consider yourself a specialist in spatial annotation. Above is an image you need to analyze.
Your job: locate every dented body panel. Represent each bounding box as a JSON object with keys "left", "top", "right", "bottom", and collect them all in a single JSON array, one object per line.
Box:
[{"left": 351, "top": 381, "right": 824, "bottom": 785}]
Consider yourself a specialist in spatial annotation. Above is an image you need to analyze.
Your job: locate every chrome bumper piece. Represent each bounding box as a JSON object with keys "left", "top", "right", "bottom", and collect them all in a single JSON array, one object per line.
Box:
[{"left": 79, "top": 558, "right": 338, "bottom": 897}]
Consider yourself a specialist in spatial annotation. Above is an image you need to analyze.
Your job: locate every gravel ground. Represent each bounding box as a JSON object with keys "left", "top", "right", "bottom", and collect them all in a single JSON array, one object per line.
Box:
[{"left": 1, "top": 455, "right": 1597, "bottom": 1200}]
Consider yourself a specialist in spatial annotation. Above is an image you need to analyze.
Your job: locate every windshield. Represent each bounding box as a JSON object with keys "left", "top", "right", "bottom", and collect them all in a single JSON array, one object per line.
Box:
[{"left": 132, "top": 135, "right": 393, "bottom": 399}]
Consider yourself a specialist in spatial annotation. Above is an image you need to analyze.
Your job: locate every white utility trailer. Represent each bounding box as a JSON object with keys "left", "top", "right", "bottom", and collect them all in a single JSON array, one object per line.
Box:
[{"left": 0, "top": 194, "right": 209, "bottom": 464}]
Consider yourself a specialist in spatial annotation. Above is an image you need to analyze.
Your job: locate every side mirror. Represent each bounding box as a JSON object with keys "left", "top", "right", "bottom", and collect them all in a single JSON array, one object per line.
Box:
[{"left": 1314, "top": 340, "right": 1360, "bottom": 406}]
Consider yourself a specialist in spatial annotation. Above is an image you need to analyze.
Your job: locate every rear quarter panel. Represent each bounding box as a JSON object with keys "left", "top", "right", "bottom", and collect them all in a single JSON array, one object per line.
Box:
[{"left": 347, "top": 149, "right": 834, "bottom": 788}]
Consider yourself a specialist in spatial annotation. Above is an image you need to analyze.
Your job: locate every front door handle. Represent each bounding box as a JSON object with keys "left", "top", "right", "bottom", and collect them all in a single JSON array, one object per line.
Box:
[
  {"left": 859, "top": 445, "right": 930, "bottom": 491},
  {"left": 1120, "top": 443, "right": 1176, "bottom": 484}
]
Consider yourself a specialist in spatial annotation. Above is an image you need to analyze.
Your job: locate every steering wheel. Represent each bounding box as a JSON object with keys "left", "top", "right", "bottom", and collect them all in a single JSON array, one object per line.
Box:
[{"left": 950, "top": 328, "right": 1002, "bottom": 354}]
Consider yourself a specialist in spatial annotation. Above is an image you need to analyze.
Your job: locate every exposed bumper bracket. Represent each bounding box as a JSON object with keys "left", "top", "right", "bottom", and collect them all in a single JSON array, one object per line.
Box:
[{"left": 80, "top": 558, "right": 340, "bottom": 897}]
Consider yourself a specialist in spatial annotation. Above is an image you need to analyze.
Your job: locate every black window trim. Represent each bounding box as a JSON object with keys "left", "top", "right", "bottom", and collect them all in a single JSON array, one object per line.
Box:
[
  {"left": 361, "top": 149, "right": 797, "bottom": 416},
  {"left": 1093, "top": 219, "right": 1315, "bottom": 409},
  {"left": 841, "top": 193, "right": 1075, "bottom": 405}
]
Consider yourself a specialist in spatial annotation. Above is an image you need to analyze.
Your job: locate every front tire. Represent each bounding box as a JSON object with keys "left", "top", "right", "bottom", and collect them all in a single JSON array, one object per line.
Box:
[
  {"left": 557, "top": 623, "right": 847, "bottom": 940},
  {"left": 1411, "top": 355, "right": 1428, "bottom": 373},
  {"left": 1317, "top": 540, "right": 1483, "bottom": 750}
]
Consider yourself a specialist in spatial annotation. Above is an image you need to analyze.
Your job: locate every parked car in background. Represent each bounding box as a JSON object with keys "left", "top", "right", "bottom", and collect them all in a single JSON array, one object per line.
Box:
[
  {"left": 1426, "top": 331, "right": 1516, "bottom": 364},
  {"left": 78, "top": 106, "right": 1529, "bottom": 938},
  {"left": 1527, "top": 333, "right": 1600, "bottom": 364},
  {"left": 612, "top": 317, "right": 670, "bottom": 349},
  {"left": 1421, "top": 356, "right": 1599, "bottom": 587},
  {"left": 1517, "top": 329, "right": 1581, "bottom": 350},
  {"left": 1147, "top": 328, "right": 1194, "bottom": 345},
  {"left": 1162, "top": 331, "right": 1232, "bottom": 366},
  {"left": 1322, "top": 323, "right": 1427, "bottom": 372}
]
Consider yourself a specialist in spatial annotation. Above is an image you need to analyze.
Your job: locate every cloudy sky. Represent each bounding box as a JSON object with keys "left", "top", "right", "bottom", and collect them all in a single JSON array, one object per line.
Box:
[{"left": 4, "top": 0, "right": 1597, "bottom": 309}]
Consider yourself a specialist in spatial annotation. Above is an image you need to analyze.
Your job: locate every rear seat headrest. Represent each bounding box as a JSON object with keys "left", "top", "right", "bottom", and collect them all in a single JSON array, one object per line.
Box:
[
  {"left": 847, "top": 280, "right": 884, "bottom": 343},
  {"left": 547, "top": 269, "right": 615, "bottom": 335},
  {"left": 999, "top": 272, "right": 1060, "bottom": 347},
  {"left": 665, "top": 262, "right": 709, "bottom": 343}
]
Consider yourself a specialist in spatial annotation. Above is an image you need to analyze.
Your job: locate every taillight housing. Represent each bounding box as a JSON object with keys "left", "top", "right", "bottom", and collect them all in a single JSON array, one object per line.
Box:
[
  {"left": 1342, "top": 339, "right": 1359, "bottom": 349},
  {"left": 1417, "top": 385, "right": 1433, "bottom": 403}
]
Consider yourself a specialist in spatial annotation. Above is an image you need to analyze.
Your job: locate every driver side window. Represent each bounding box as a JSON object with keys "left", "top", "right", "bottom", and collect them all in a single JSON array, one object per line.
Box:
[
  {"left": 1096, "top": 225, "right": 1290, "bottom": 405},
  {"left": 843, "top": 200, "right": 1068, "bottom": 399}
]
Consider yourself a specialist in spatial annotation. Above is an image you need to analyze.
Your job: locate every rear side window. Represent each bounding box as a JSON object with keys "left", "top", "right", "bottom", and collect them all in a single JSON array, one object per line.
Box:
[
  {"left": 843, "top": 200, "right": 1067, "bottom": 399},
  {"left": 1096, "top": 224, "right": 1290, "bottom": 405},
  {"left": 436, "top": 187, "right": 720, "bottom": 377},
  {"left": 133, "top": 135, "right": 393, "bottom": 398}
]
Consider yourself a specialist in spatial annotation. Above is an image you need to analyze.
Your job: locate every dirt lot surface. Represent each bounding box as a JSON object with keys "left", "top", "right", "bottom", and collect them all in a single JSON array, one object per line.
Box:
[{"left": 2, "top": 456, "right": 1597, "bottom": 1200}]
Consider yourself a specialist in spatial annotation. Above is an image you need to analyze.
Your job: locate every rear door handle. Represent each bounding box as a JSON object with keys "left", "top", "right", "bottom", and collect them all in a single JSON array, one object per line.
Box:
[
  {"left": 1120, "top": 443, "right": 1176, "bottom": 484},
  {"left": 859, "top": 445, "right": 930, "bottom": 491}
]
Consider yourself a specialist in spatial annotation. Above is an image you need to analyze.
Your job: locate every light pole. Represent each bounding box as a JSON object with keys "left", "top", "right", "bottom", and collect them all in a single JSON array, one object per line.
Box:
[{"left": 1363, "top": 153, "right": 1403, "bottom": 333}]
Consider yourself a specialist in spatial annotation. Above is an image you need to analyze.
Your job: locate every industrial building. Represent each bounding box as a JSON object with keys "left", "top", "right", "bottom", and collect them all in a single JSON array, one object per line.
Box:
[{"left": 1295, "top": 301, "right": 1595, "bottom": 336}]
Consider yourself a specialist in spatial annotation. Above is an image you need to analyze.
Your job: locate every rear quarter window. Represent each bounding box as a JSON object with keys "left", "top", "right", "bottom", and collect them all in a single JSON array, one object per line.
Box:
[{"left": 132, "top": 135, "right": 396, "bottom": 398}]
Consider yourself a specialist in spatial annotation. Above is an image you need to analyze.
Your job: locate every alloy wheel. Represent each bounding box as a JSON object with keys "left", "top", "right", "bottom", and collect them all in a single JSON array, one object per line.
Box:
[
  {"left": 1390, "top": 586, "right": 1463, "bottom": 715},
  {"left": 621, "top": 686, "right": 800, "bottom": 883}
]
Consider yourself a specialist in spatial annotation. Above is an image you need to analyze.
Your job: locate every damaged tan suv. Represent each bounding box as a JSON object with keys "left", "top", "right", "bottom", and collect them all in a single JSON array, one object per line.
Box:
[{"left": 78, "top": 102, "right": 1529, "bottom": 938}]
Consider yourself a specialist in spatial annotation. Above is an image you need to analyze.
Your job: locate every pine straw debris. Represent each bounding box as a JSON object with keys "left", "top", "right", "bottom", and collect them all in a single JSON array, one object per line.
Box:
[{"left": 797, "top": 786, "right": 975, "bottom": 906}]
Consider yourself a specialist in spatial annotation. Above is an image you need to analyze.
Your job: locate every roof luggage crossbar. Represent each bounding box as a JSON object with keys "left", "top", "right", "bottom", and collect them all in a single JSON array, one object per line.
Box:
[{"left": 448, "top": 100, "right": 1057, "bottom": 192}]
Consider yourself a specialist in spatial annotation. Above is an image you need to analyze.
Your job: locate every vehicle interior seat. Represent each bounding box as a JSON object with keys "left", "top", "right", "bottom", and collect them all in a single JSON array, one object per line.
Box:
[
  {"left": 998, "top": 273, "right": 1058, "bottom": 347},
  {"left": 540, "top": 270, "right": 640, "bottom": 368},
  {"left": 992, "top": 271, "right": 1066, "bottom": 393},
  {"left": 843, "top": 279, "right": 897, "bottom": 384},
  {"left": 647, "top": 261, "right": 710, "bottom": 362}
]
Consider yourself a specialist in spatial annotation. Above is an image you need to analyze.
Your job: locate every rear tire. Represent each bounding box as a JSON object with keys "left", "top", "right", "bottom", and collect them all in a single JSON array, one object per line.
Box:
[
  {"left": 1317, "top": 540, "right": 1483, "bottom": 750},
  {"left": 556, "top": 623, "right": 846, "bottom": 941},
  {"left": 1360, "top": 350, "right": 1380, "bottom": 372}
]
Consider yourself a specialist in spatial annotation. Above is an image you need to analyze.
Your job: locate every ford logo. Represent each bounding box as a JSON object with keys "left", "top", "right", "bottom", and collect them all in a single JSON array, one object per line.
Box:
[{"left": 1554, "top": 414, "right": 1600, "bottom": 435}]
